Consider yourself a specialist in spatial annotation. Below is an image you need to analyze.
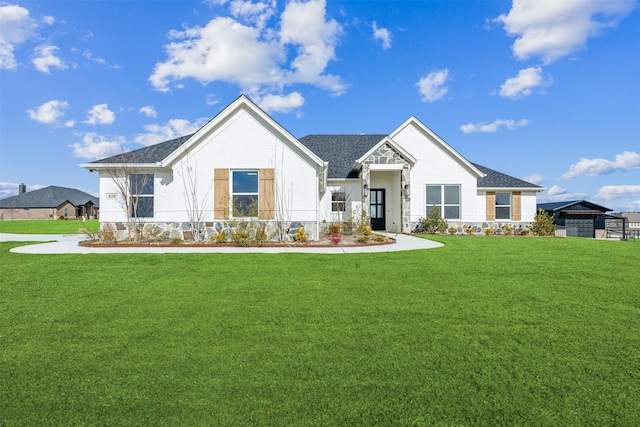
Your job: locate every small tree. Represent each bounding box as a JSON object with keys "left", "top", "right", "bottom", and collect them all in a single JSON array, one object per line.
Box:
[
  {"left": 420, "top": 207, "right": 448, "bottom": 234},
  {"left": 104, "top": 152, "right": 154, "bottom": 242},
  {"left": 530, "top": 208, "right": 556, "bottom": 236},
  {"left": 179, "top": 151, "right": 212, "bottom": 242}
]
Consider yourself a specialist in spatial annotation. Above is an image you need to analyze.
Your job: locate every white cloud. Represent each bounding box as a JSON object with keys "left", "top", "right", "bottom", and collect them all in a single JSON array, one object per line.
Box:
[
  {"left": 499, "top": 67, "right": 551, "bottom": 99},
  {"left": 372, "top": 21, "right": 392, "bottom": 50},
  {"left": 206, "top": 94, "right": 220, "bottom": 106},
  {"left": 69, "top": 133, "right": 125, "bottom": 160},
  {"left": 83, "top": 50, "right": 121, "bottom": 69},
  {"left": 43, "top": 15, "right": 55, "bottom": 25},
  {"left": 0, "top": 181, "right": 19, "bottom": 199},
  {"left": 149, "top": 0, "right": 345, "bottom": 112},
  {"left": 495, "top": 0, "right": 635, "bottom": 64},
  {"left": 32, "top": 44, "right": 67, "bottom": 73},
  {"left": 523, "top": 173, "right": 544, "bottom": 185},
  {"left": 149, "top": 17, "right": 283, "bottom": 92},
  {"left": 617, "top": 200, "right": 640, "bottom": 211},
  {"left": 538, "top": 184, "right": 588, "bottom": 202},
  {"left": 134, "top": 118, "right": 208, "bottom": 147},
  {"left": 229, "top": 0, "right": 277, "bottom": 30},
  {"left": 595, "top": 185, "right": 640, "bottom": 201},
  {"left": 0, "top": 182, "right": 44, "bottom": 199},
  {"left": 278, "top": 0, "right": 345, "bottom": 93},
  {"left": 255, "top": 92, "right": 304, "bottom": 114},
  {"left": 416, "top": 69, "right": 450, "bottom": 102},
  {"left": 0, "top": 4, "right": 37, "bottom": 69},
  {"left": 27, "top": 100, "right": 69, "bottom": 125},
  {"left": 139, "top": 105, "right": 158, "bottom": 118},
  {"left": 561, "top": 151, "right": 640, "bottom": 180},
  {"left": 85, "top": 104, "right": 115, "bottom": 125},
  {"left": 460, "top": 118, "right": 528, "bottom": 133}
]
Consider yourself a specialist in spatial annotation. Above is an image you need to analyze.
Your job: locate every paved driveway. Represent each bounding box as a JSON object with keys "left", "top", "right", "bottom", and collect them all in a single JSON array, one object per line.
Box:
[{"left": 1, "top": 233, "right": 443, "bottom": 254}]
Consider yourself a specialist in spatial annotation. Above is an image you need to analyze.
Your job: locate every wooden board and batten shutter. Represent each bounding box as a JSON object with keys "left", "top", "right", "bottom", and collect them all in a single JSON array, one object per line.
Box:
[
  {"left": 486, "top": 192, "right": 496, "bottom": 221},
  {"left": 214, "top": 168, "right": 229, "bottom": 219},
  {"left": 512, "top": 192, "right": 522, "bottom": 221},
  {"left": 259, "top": 168, "right": 275, "bottom": 219}
]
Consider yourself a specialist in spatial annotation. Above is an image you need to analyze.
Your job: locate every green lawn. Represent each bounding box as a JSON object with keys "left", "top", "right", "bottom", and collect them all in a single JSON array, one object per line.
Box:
[
  {"left": 1, "top": 236, "right": 638, "bottom": 426},
  {"left": 0, "top": 219, "right": 99, "bottom": 234}
]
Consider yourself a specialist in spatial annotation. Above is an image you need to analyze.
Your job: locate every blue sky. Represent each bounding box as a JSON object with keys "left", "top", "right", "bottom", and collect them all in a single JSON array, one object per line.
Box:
[{"left": 1, "top": 0, "right": 639, "bottom": 211}]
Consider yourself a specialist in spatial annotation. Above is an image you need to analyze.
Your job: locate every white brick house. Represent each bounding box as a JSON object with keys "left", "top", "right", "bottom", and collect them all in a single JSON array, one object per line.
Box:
[{"left": 82, "top": 95, "right": 543, "bottom": 240}]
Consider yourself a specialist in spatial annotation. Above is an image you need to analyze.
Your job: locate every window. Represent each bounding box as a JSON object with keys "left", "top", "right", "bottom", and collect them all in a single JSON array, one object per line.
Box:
[
  {"left": 426, "top": 185, "right": 460, "bottom": 219},
  {"left": 495, "top": 192, "right": 511, "bottom": 219},
  {"left": 331, "top": 191, "right": 346, "bottom": 212},
  {"left": 232, "top": 170, "right": 259, "bottom": 217},
  {"left": 130, "top": 173, "right": 154, "bottom": 218}
]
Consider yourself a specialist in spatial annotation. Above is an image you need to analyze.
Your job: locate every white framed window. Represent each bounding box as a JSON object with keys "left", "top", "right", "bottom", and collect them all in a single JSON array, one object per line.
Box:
[
  {"left": 232, "top": 170, "right": 259, "bottom": 217},
  {"left": 426, "top": 185, "right": 460, "bottom": 219},
  {"left": 331, "top": 191, "right": 346, "bottom": 212},
  {"left": 130, "top": 173, "right": 154, "bottom": 218},
  {"left": 495, "top": 192, "right": 511, "bottom": 220}
]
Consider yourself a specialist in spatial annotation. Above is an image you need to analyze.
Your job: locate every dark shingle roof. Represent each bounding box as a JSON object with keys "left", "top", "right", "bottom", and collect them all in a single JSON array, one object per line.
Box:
[
  {"left": 537, "top": 200, "right": 610, "bottom": 212},
  {"left": 91, "top": 134, "right": 194, "bottom": 164},
  {"left": 473, "top": 163, "right": 541, "bottom": 189},
  {"left": 0, "top": 186, "right": 99, "bottom": 208},
  {"left": 87, "top": 131, "right": 540, "bottom": 191},
  {"left": 298, "top": 134, "right": 387, "bottom": 178}
]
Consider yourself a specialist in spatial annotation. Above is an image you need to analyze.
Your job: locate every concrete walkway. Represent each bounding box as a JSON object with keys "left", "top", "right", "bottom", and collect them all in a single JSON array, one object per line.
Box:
[{"left": 1, "top": 233, "right": 442, "bottom": 254}]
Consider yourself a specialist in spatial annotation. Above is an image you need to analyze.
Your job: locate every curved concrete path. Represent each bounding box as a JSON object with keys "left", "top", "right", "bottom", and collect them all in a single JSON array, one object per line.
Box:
[{"left": 1, "top": 233, "right": 443, "bottom": 254}]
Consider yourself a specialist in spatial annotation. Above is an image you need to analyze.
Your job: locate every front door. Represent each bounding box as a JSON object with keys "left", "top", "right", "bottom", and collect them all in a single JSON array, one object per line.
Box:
[{"left": 370, "top": 188, "right": 385, "bottom": 231}]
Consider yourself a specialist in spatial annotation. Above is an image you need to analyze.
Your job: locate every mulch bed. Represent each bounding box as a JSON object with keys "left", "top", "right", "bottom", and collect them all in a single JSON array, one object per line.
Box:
[{"left": 79, "top": 233, "right": 396, "bottom": 248}]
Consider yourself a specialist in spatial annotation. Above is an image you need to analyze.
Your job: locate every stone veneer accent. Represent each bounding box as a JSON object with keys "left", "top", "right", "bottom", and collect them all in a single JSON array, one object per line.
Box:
[
  {"left": 102, "top": 220, "right": 318, "bottom": 242},
  {"left": 361, "top": 143, "right": 412, "bottom": 233},
  {"left": 411, "top": 220, "right": 533, "bottom": 235}
]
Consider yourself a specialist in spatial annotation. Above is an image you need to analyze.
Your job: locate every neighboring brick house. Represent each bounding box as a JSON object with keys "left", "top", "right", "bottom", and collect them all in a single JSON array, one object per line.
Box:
[
  {"left": 82, "top": 95, "right": 543, "bottom": 241},
  {"left": 0, "top": 185, "right": 99, "bottom": 220}
]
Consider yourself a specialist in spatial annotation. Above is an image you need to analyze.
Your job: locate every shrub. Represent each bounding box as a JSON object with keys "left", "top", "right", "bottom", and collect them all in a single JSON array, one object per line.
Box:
[
  {"left": 465, "top": 226, "right": 476, "bottom": 235},
  {"left": 293, "top": 227, "right": 308, "bottom": 243},
  {"left": 327, "top": 223, "right": 342, "bottom": 235},
  {"left": 516, "top": 228, "right": 531, "bottom": 236},
  {"left": 357, "top": 235, "right": 370, "bottom": 244},
  {"left": 502, "top": 223, "right": 514, "bottom": 236},
  {"left": 374, "top": 234, "right": 386, "bottom": 243},
  {"left": 254, "top": 224, "right": 268, "bottom": 245},
  {"left": 484, "top": 227, "right": 495, "bottom": 236},
  {"left": 448, "top": 227, "right": 457, "bottom": 235},
  {"left": 79, "top": 227, "right": 98, "bottom": 241},
  {"left": 232, "top": 228, "right": 250, "bottom": 247},
  {"left": 98, "top": 225, "right": 117, "bottom": 243},
  {"left": 531, "top": 208, "right": 556, "bottom": 236},
  {"left": 213, "top": 231, "right": 228, "bottom": 244},
  {"left": 170, "top": 238, "right": 184, "bottom": 245},
  {"left": 419, "top": 207, "right": 448, "bottom": 234},
  {"left": 359, "top": 224, "right": 373, "bottom": 236}
]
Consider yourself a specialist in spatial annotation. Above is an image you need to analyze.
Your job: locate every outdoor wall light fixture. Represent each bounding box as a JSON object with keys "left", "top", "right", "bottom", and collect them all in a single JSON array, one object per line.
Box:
[{"left": 363, "top": 183, "right": 369, "bottom": 191}]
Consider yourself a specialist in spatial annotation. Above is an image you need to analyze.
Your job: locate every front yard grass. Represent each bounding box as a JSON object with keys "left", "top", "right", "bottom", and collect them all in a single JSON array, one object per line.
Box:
[
  {"left": 1, "top": 236, "right": 638, "bottom": 425},
  {"left": 0, "top": 219, "right": 99, "bottom": 234}
]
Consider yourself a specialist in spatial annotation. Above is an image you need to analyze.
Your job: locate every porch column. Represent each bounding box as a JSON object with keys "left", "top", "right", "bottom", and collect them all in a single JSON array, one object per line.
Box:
[
  {"left": 362, "top": 165, "right": 371, "bottom": 226},
  {"left": 401, "top": 164, "right": 411, "bottom": 233}
]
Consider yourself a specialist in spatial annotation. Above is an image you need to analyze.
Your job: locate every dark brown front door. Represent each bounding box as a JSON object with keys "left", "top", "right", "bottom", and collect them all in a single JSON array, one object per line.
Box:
[{"left": 370, "top": 189, "right": 385, "bottom": 231}]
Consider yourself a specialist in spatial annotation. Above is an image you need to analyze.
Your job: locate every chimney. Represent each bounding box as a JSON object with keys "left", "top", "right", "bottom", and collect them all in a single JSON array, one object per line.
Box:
[{"left": 18, "top": 183, "right": 26, "bottom": 195}]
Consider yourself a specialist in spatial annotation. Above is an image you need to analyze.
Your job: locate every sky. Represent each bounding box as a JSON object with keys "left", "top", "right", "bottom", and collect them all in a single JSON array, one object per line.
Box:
[{"left": 1, "top": 0, "right": 639, "bottom": 212}]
